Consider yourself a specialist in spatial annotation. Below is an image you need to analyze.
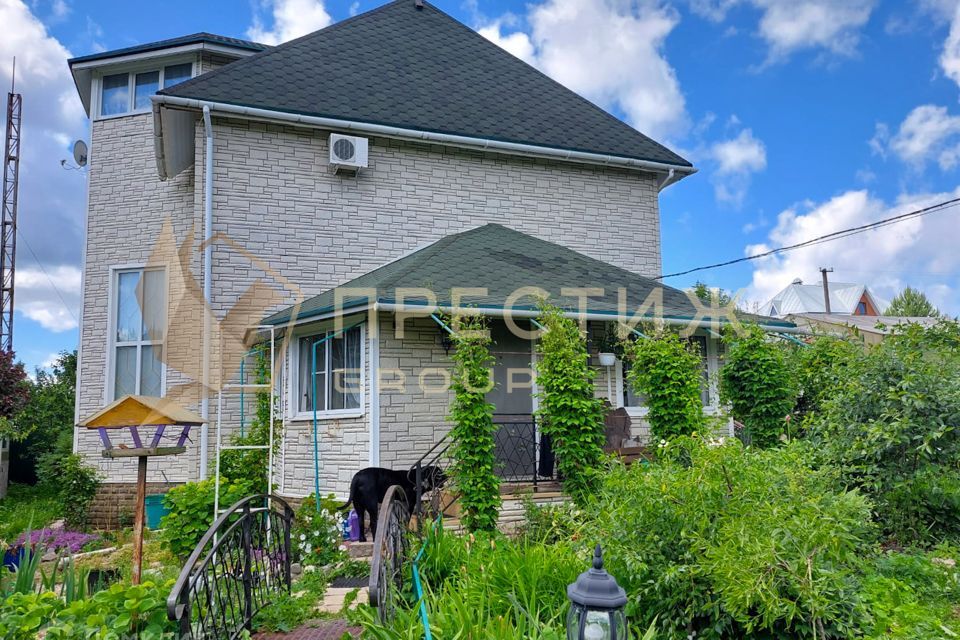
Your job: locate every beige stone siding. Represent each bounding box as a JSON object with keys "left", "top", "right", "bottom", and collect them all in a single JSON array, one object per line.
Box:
[{"left": 77, "top": 111, "right": 665, "bottom": 488}]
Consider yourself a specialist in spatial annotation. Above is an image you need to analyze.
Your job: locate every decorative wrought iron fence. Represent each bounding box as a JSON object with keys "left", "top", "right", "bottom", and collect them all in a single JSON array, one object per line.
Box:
[
  {"left": 410, "top": 434, "right": 453, "bottom": 521},
  {"left": 493, "top": 416, "right": 554, "bottom": 487},
  {"left": 368, "top": 485, "right": 411, "bottom": 623},
  {"left": 167, "top": 495, "right": 293, "bottom": 640}
]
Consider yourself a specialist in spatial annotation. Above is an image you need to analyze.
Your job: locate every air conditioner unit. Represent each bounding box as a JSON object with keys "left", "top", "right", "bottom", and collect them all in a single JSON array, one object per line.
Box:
[{"left": 329, "top": 133, "right": 368, "bottom": 174}]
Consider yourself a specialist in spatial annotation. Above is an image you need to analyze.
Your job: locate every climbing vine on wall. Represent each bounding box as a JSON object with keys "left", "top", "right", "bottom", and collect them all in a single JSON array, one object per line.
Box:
[
  {"left": 448, "top": 314, "right": 501, "bottom": 532},
  {"left": 534, "top": 303, "right": 606, "bottom": 505},
  {"left": 624, "top": 330, "right": 705, "bottom": 441}
]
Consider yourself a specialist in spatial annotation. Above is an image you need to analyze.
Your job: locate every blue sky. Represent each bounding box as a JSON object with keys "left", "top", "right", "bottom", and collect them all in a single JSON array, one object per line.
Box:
[{"left": 5, "top": 0, "right": 960, "bottom": 372}]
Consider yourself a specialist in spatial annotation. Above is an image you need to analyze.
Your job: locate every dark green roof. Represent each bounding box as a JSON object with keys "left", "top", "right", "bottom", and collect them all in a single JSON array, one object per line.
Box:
[
  {"left": 161, "top": 1, "right": 691, "bottom": 169},
  {"left": 264, "top": 224, "right": 794, "bottom": 329},
  {"left": 68, "top": 32, "right": 267, "bottom": 66}
]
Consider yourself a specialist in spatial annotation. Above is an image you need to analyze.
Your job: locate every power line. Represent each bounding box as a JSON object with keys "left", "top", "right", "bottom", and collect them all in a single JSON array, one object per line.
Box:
[
  {"left": 16, "top": 228, "right": 79, "bottom": 325},
  {"left": 658, "top": 196, "right": 960, "bottom": 280}
]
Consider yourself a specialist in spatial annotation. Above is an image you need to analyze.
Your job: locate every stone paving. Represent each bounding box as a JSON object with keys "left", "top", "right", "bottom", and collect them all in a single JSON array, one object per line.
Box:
[{"left": 252, "top": 618, "right": 362, "bottom": 640}]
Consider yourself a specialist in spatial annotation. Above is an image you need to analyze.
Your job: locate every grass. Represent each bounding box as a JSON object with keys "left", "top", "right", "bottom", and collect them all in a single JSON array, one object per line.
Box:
[{"left": 0, "top": 483, "right": 61, "bottom": 543}]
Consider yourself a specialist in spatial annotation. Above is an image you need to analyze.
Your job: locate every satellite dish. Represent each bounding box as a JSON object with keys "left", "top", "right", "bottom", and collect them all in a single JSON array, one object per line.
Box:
[{"left": 72, "top": 140, "right": 88, "bottom": 167}]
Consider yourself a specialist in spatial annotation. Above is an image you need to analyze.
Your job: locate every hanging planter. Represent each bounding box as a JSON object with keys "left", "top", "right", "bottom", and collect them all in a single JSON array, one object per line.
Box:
[{"left": 598, "top": 352, "right": 617, "bottom": 367}]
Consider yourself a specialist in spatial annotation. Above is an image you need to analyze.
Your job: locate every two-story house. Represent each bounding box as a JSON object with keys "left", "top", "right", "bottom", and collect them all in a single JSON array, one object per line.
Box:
[{"left": 69, "top": 0, "right": 796, "bottom": 524}]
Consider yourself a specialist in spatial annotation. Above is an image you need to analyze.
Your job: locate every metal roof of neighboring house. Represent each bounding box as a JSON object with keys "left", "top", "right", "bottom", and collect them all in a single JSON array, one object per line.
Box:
[
  {"left": 263, "top": 224, "right": 795, "bottom": 331},
  {"left": 787, "top": 313, "right": 942, "bottom": 336},
  {"left": 68, "top": 32, "right": 267, "bottom": 65},
  {"left": 764, "top": 281, "right": 886, "bottom": 317},
  {"left": 159, "top": 0, "right": 691, "bottom": 171}
]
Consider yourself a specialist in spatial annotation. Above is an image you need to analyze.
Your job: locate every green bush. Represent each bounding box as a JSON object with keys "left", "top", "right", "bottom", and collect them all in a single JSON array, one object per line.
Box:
[
  {"left": 447, "top": 313, "right": 501, "bottom": 533},
  {"left": 520, "top": 497, "right": 585, "bottom": 546},
  {"left": 623, "top": 330, "right": 705, "bottom": 440},
  {"left": 535, "top": 303, "right": 606, "bottom": 505},
  {"left": 44, "top": 454, "right": 101, "bottom": 530},
  {"left": 591, "top": 437, "right": 875, "bottom": 639},
  {"left": 790, "top": 335, "right": 860, "bottom": 424},
  {"left": 0, "top": 580, "right": 174, "bottom": 640},
  {"left": 292, "top": 493, "right": 345, "bottom": 567},
  {"left": 808, "top": 320, "right": 960, "bottom": 543},
  {"left": 720, "top": 325, "right": 796, "bottom": 447},
  {"left": 160, "top": 477, "right": 256, "bottom": 559}
]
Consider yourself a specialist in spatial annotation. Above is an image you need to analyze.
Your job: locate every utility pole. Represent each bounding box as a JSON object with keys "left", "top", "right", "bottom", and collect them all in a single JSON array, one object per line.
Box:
[{"left": 820, "top": 267, "right": 833, "bottom": 314}]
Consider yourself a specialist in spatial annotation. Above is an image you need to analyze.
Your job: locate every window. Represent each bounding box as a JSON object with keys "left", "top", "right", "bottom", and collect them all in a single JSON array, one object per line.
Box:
[
  {"left": 112, "top": 268, "right": 165, "bottom": 399},
  {"left": 98, "top": 62, "right": 193, "bottom": 117},
  {"left": 856, "top": 301, "right": 867, "bottom": 315},
  {"left": 296, "top": 325, "right": 363, "bottom": 415}
]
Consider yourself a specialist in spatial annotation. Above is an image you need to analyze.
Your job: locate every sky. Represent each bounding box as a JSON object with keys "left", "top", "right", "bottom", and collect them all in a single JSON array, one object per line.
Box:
[{"left": 4, "top": 0, "right": 960, "bottom": 372}]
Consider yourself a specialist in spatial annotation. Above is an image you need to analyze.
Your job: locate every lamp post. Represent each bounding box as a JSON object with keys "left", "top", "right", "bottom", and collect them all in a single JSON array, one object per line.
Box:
[{"left": 566, "top": 545, "right": 628, "bottom": 640}]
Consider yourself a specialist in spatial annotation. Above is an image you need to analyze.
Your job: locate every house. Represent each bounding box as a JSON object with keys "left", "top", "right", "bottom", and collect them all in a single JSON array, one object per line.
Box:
[
  {"left": 69, "top": 0, "right": 795, "bottom": 523},
  {"left": 764, "top": 278, "right": 885, "bottom": 318},
  {"left": 785, "top": 314, "right": 941, "bottom": 345}
]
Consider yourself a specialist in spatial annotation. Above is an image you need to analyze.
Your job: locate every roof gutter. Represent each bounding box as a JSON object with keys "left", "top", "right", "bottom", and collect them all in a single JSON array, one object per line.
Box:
[
  {"left": 265, "top": 300, "right": 804, "bottom": 335},
  {"left": 151, "top": 95, "right": 697, "bottom": 183}
]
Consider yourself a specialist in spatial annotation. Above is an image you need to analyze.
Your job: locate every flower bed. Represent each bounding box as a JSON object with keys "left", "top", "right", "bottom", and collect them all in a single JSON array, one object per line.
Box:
[{"left": 16, "top": 528, "right": 100, "bottom": 555}]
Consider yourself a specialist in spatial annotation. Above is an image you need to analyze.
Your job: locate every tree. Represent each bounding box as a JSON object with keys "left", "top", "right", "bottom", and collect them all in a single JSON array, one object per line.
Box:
[
  {"left": 13, "top": 351, "right": 77, "bottom": 485},
  {"left": 885, "top": 286, "right": 940, "bottom": 317},
  {"left": 0, "top": 349, "right": 31, "bottom": 497},
  {"left": 692, "top": 281, "right": 733, "bottom": 307}
]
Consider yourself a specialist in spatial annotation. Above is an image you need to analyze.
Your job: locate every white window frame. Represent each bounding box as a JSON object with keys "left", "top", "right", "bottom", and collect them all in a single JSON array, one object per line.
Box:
[
  {"left": 287, "top": 323, "right": 366, "bottom": 421},
  {"left": 104, "top": 264, "right": 167, "bottom": 402},
  {"left": 92, "top": 56, "right": 196, "bottom": 120},
  {"left": 616, "top": 331, "right": 722, "bottom": 418}
]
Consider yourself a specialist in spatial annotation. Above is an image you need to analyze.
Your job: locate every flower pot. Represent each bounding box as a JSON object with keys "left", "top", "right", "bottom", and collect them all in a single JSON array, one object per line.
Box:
[{"left": 598, "top": 352, "right": 617, "bottom": 367}]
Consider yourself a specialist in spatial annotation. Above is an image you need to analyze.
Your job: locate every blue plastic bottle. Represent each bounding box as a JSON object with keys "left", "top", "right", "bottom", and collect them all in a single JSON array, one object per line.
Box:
[
  {"left": 341, "top": 516, "right": 350, "bottom": 540},
  {"left": 348, "top": 509, "right": 360, "bottom": 542}
]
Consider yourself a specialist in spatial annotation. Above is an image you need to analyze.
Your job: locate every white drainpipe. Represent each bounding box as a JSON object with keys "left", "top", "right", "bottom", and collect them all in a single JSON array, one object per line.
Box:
[{"left": 200, "top": 105, "right": 213, "bottom": 480}]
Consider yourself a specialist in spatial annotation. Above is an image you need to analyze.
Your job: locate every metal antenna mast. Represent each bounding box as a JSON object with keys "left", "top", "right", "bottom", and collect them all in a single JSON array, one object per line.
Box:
[{"left": 1, "top": 58, "right": 22, "bottom": 353}]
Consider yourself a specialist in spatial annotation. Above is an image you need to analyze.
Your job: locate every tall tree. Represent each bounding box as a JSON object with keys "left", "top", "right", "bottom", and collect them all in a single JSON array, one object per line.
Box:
[
  {"left": 0, "top": 350, "right": 30, "bottom": 497},
  {"left": 885, "top": 287, "right": 940, "bottom": 318}
]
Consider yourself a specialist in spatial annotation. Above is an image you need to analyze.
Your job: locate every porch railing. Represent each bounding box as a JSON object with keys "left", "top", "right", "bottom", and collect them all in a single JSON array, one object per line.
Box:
[
  {"left": 493, "top": 416, "right": 554, "bottom": 487},
  {"left": 167, "top": 495, "right": 293, "bottom": 640}
]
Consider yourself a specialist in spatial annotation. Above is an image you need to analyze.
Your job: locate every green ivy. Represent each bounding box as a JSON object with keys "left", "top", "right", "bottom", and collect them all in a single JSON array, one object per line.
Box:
[
  {"left": 623, "top": 330, "right": 705, "bottom": 441},
  {"left": 447, "top": 314, "right": 501, "bottom": 533},
  {"left": 719, "top": 325, "right": 796, "bottom": 447},
  {"left": 160, "top": 477, "right": 256, "bottom": 559},
  {"left": 534, "top": 303, "right": 605, "bottom": 505}
]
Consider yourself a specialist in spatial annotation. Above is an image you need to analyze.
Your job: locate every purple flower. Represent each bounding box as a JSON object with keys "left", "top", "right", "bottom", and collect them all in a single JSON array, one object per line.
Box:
[{"left": 15, "top": 528, "right": 100, "bottom": 554}]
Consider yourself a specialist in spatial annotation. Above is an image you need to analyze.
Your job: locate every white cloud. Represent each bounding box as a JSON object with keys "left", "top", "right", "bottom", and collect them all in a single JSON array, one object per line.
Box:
[
  {"left": 744, "top": 189, "right": 960, "bottom": 315},
  {"left": 247, "top": 0, "right": 332, "bottom": 45},
  {"left": 709, "top": 127, "right": 767, "bottom": 205},
  {"left": 0, "top": 1, "right": 86, "bottom": 277},
  {"left": 478, "top": 0, "right": 688, "bottom": 141},
  {"left": 688, "top": 0, "right": 876, "bottom": 62},
  {"left": 940, "top": 3, "right": 960, "bottom": 89},
  {"left": 14, "top": 265, "right": 81, "bottom": 332},
  {"left": 880, "top": 104, "right": 960, "bottom": 170}
]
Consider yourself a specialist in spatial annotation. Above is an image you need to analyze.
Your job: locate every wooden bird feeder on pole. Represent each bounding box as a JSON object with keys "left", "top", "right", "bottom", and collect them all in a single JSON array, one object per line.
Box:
[{"left": 79, "top": 395, "right": 205, "bottom": 585}]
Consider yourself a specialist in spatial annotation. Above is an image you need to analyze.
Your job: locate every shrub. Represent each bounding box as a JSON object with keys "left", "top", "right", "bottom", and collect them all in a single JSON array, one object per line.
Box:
[
  {"left": 520, "top": 498, "right": 585, "bottom": 545},
  {"left": 790, "top": 335, "right": 860, "bottom": 423},
  {"left": 535, "top": 303, "right": 606, "bottom": 505},
  {"left": 808, "top": 320, "right": 960, "bottom": 543},
  {"left": 447, "top": 313, "right": 500, "bottom": 533},
  {"left": 160, "top": 477, "right": 256, "bottom": 559},
  {"left": 720, "top": 325, "right": 795, "bottom": 447},
  {"left": 591, "top": 437, "right": 875, "bottom": 639},
  {"left": 293, "top": 493, "right": 345, "bottom": 567},
  {"left": 46, "top": 454, "right": 101, "bottom": 530},
  {"left": 623, "top": 330, "right": 705, "bottom": 440}
]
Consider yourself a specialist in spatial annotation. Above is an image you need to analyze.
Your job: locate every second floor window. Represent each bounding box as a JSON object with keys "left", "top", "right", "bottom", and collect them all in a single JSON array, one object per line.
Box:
[
  {"left": 100, "top": 62, "right": 193, "bottom": 117},
  {"left": 112, "top": 268, "right": 166, "bottom": 399}
]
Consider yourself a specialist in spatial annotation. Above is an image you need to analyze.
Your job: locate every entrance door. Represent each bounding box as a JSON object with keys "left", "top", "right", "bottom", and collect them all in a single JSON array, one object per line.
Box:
[{"left": 486, "top": 322, "right": 541, "bottom": 482}]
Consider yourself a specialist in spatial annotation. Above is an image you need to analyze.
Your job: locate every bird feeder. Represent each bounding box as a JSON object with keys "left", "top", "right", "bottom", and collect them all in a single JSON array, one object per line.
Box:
[{"left": 79, "top": 395, "right": 205, "bottom": 584}]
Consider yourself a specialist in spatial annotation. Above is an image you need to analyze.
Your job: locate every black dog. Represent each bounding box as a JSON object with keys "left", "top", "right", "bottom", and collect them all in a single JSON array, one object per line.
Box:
[{"left": 339, "top": 466, "right": 446, "bottom": 542}]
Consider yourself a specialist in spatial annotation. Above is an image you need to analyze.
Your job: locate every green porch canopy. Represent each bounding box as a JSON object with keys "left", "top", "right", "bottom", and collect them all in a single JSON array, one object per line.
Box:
[{"left": 263, "top": 223, "right": 796, "bottom": 332}]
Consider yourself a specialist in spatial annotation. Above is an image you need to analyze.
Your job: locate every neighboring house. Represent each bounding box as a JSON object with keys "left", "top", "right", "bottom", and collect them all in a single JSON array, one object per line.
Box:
[
  {"left": 69, "top": 0, "right": 795, "bottom": 520},
  {"left": 785, "top": 314, "right": 941, "bottom": 346},
  {"left": 764, "top": 278, "right": 885, "bottom": 318}
]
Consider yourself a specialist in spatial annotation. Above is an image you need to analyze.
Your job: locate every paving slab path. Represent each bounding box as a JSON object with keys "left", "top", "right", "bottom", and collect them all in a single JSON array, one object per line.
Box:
[{"left": 252, "top": 618, "right": 362, "bottom": 640}]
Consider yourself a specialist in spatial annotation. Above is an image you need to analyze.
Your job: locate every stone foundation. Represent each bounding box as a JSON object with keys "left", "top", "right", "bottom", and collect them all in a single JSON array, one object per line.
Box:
[{"left": 88, "top": 482, "right": 182, "bottom": 530}]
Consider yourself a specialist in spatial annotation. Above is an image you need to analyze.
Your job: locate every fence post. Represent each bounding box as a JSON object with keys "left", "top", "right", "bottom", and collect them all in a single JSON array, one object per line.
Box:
[
  {"left": 242, "top": 502, "right": 253, "bottom": 630},
  {"left": 177, "top": 587, "right": 191, "bottom": 639},
  {"left": 282, "top": 504, "right": 293, "bottom": 591},
  {"left": 415, "top": 462, "right": 423, "bottom": 518}
]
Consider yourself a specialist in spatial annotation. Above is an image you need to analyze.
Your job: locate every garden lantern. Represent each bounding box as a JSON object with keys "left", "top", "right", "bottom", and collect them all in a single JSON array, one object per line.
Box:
[
  {"left": 79, "top": 395, "right": 204, "bottom": 585},
  {"left": 566, "top": 545, "right": 628, "bottom": 640}
]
